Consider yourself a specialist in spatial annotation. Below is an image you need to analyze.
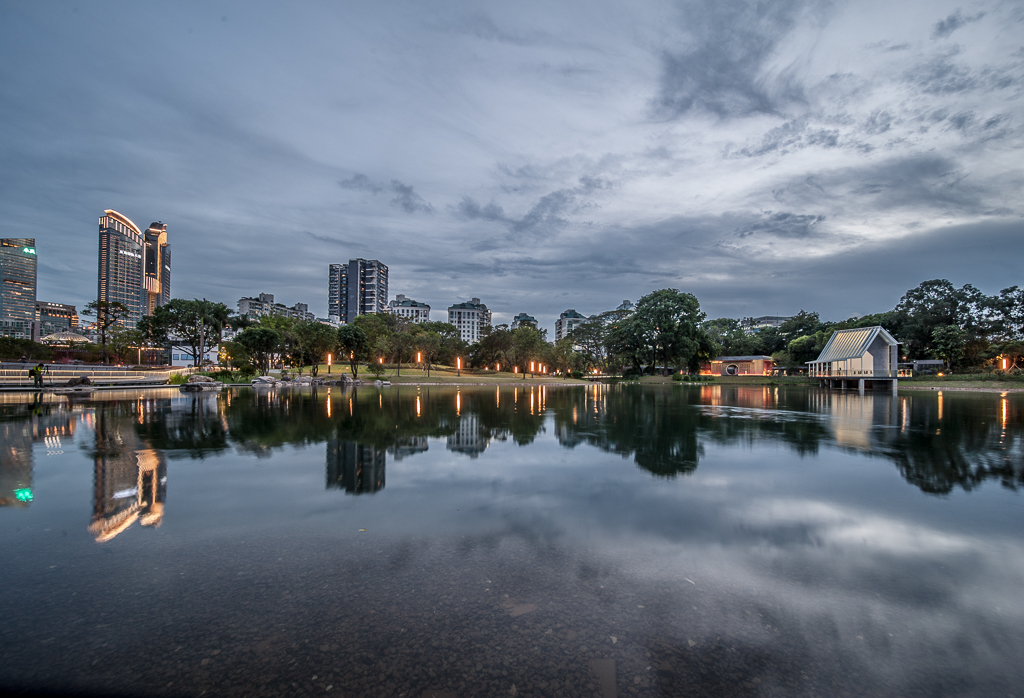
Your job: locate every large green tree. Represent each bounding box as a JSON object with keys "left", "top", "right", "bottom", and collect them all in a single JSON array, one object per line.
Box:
[
  {"left": 143, "top": 298, "right": 231, "bottom": 367},
  {"left": 337, "top": 324, "right": 369, "bottom": 378},
  {"left": 293, "top": 321, "right": 337, "bottom": 376},
  {"left": 620, "top": 289, "right": 713, "bottom": 374},
  {"left": 82, "top": 299, "right": 130, "bottom": 364},
  {"left": 234, "top": 327, "right": 281, "bottom": 374}
]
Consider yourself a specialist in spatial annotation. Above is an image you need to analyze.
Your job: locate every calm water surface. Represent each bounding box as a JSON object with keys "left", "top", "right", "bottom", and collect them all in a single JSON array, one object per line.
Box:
[{"left": 1, "top": 384, "right": 1022, "bottom": 698}]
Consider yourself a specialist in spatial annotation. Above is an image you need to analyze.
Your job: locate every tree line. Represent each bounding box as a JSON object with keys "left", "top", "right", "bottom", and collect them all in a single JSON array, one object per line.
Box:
[
  {"left": 704, "top": 279, "right": 1024, "bottom": 371},
  {"left": 12, "top": 278, "right": 1017, "bottom": 374}
]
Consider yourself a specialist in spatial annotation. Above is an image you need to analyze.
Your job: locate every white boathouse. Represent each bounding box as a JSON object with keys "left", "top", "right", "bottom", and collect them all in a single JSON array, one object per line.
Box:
[{"left": 808, "top": 326, "right": 900, "bottom": 391}]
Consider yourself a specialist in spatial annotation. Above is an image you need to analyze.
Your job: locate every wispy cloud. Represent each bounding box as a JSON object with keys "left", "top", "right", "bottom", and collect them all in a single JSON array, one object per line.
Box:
[
  {"left": 931, "top": 9, "right": 986, "bottom": 39},
  {"left": 340, "top": 174, "right": 434, "bottom": 214}
]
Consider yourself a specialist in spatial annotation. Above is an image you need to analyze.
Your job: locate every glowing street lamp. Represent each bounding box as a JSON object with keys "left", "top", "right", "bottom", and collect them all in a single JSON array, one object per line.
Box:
[
  {"left": 327, "top": 353, "right": 332, "bottom": 374},
  {"left": 457, "top": 356, "right": 462, "bottom": 377}
]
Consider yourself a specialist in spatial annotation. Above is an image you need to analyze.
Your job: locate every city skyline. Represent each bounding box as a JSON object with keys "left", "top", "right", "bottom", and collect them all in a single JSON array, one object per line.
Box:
[{"left": 2, "top": 2, "right": 1022, "bottom": 332}]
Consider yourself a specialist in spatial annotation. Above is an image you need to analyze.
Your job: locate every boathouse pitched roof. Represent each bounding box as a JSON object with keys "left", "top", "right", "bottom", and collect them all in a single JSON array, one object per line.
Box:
[{"left": 809, "top": 326, "right": 898, "bottom": 364}]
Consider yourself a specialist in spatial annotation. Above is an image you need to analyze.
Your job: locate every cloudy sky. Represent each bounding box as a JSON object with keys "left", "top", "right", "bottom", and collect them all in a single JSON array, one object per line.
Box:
[{"left": 2, "top": 0, "right": 1022, "bottom": 330}]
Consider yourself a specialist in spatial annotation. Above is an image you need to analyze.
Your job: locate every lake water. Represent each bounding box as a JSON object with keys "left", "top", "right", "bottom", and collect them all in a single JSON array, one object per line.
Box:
[{"left": 1, "top": 384, "right": 1022, "bottom": 698}]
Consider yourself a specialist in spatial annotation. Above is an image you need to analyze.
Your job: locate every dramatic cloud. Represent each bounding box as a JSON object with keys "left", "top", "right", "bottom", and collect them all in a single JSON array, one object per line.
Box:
[{"left": 0, "top": 0, "right": 1021, "bottom": 330}]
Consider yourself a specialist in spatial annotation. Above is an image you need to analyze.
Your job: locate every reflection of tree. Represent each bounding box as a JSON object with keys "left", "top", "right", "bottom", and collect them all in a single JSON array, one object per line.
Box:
[
  {"left": 549, "top": 387, "right": 702, "bottom": 477},
  {"left": 135, "top": 395, "right": 228, "bottom": 458},
  {"left": 547, "top": 385, "right": 1024, "bottom": 494},
  {"left": 881, "top": 396, "right": 1023, "bottom": 495},
  {"left": 52, "top": 384, "right": 1021, "bottom": 498}
]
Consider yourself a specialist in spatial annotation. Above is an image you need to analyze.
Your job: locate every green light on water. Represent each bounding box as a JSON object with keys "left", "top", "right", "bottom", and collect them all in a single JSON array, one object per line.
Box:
[
  {"left": 22, "top": 247, "right": 36, "bottom": 255},
  {"left": 14, "top": 488, "right": 33, "bottom": 502}
]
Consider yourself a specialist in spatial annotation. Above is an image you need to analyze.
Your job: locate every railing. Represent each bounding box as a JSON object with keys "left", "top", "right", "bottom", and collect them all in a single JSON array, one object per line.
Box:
[
  {"left": 808, "top": 368, "right": 908, "bottom": 379},
  {"left": 0, "top": 364, "right": 198, "bottom": 387}
]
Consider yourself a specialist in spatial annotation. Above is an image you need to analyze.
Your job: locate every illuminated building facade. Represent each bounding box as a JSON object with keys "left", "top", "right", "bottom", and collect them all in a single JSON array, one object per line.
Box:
[
  {"left": 326, "top": 440, "right": 386, "bottom": 494},
  {"left": 34, "top": 301, "right": 79, "bottom": 340},
  {"left": 143, "top": 222, "right": 171, "bottom": 314},
  {"left": 329, "top": 259, "right": 389, "bottom": 324},
  {"left": 98, "top": 211, "right": 145, "bottom": 328},
  {"left": 0, "top": 238, "right": 38, "bottom": 340}
]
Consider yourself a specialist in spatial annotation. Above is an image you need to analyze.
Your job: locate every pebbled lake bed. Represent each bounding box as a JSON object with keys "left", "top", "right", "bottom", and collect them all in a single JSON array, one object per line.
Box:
[{"left": 1, "top": 384, "right": 1022, "bottom": 697}]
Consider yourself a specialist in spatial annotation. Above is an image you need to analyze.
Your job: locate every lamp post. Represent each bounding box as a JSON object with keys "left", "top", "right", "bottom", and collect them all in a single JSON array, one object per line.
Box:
[
  {"left": 457, "top": 357, "right": 461, "bottom": 377},
  {"left": 327, "top": 353, "right": 332, "bottom": 374}
]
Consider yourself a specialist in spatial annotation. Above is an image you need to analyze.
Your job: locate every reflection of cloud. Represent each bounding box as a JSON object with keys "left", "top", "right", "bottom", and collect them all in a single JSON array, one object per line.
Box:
[{"left": 735, "top": 498, "right": 975, "bottom": 555}]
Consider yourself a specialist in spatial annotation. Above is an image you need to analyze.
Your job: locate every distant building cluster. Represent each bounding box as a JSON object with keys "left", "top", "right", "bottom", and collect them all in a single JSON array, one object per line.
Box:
[
  {"left": 6, "top": 210, "right": 808, "bottom": 359},
  {"left": 237, "top": 293, "right": 315, "bottom": 323},
  {"left": 740, "top": 315, "right": 791, "bottom": 333}
]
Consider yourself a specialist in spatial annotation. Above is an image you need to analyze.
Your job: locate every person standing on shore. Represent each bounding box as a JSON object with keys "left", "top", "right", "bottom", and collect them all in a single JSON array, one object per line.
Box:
[{"left": 34, "top": 363, "right": 45, "bottom": 389}]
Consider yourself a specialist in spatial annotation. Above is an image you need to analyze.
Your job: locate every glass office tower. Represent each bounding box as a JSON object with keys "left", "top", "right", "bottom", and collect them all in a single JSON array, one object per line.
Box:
[{"left": 0, "top": 238, "right": 38, "bottom": 340}]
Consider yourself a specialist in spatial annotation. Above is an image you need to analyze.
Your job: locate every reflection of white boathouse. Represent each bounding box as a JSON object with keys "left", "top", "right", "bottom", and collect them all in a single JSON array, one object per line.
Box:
[{"left": 808, "top": 326, "right": 902, "bottom": 391}]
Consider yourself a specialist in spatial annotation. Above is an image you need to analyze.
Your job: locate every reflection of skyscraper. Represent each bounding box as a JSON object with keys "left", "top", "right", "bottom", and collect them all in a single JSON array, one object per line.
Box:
[
  {"left": 389, "top": 435, "right": 428, "bottom": 461},
  {"left": 0, "top": 420, "right": 33, "bottom": 507},
  {"left": 89, "top": 412, "right": 167, "bottom": 542},
  {"left": 0, "top": 400, "right": 77, "bottom": 507},
  {"left": 326, "top": 440, "right": 386, "bottom": 494},
  {"left": 446, "top": 413, "right": 489, "bottom": 458}
]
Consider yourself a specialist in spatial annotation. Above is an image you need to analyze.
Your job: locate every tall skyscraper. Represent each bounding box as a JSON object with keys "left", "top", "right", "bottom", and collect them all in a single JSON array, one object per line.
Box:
[
  {"left": 0, "top": 238, "right": 37, "bottom": 340},
  {"left": 329, "top": 259, "right": 388, "bottom": 323},
  {"left": 98, "top": 211, "right": 169, "bottom": 329},
  {"left": 143, "top": 222, "right": 171, "bottom": 314}
]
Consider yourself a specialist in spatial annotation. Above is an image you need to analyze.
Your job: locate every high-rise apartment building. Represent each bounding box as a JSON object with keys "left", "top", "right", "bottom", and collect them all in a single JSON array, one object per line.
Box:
[
  {"left": 143, "top": 222, "right": 171, "bottom": 314},
  {"left": 512, "top": 312, "right": 538, "bottom": 329},
  {"left": 388, "top": 294, "right": 430, "bottom": 324},
  {"left": 0, "top": 239, "right": 37, "bottom": 340},
  {"left": 329, "top": 259, "right": 388, "bottom": 323},
  {"left": 98, "top": 211, "right": 170, "bottom": 329},
  {"left": 555, "top": 309, "right": 588, "bottom": 342},
  {"left": 447, "top": 298, "right": 492, "bottom": 344}
]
